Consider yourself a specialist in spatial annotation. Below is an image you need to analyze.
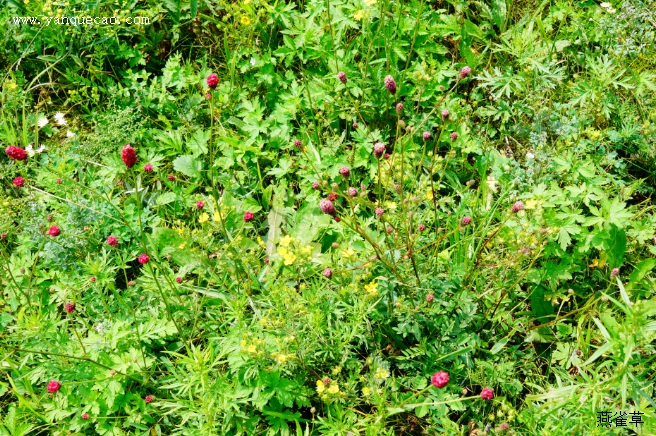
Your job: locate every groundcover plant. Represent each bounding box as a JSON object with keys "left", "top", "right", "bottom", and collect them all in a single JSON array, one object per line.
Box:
[{"left": 1, "top": 0, "right": 656, "bottom": 434}]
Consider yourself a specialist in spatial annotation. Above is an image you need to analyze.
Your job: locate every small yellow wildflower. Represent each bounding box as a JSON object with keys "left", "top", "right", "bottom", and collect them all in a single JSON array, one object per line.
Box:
[
  {"left": 301, "top": 245, "right": 313, "bottom": 255},
  {"left": 363, "top": 0, "right": 377, "bottom": 5},
  {"left": 525, "top": 199, "right": 538, "bottom": 210},
  {"left": 384, "top": 201, "right": 397, "bottom": 210},
  {"left": 354, "top": 10, "right": 366, "bottom": 21},
  {"left": 240, "top": 15, "right": 251, "bottom": 25},
  {"left": 199, "top": 212, "right": 209, "bottom": 224},
  {"left": 178, "top": 242, "right": 187, "bottom": 250},
  {"left": 247, "top": 344, "right": 257, "bottom": 353},
  {"left": 213, "top": 211, "right": 222, "bottom": 222},
  {"left": 362, "top": 387, "right": 371, "bottom": 396},
  {"left": 316, "top": 380, "right": 325, "bottom": 393},
  {"left": 374, "top": 368, "right": 389, "bottom": 379},
  {"left": 327, "top": 384, "right": 339, "bottom": 394},
  {"left": 364, "top": 281, "right": 378, "bottom": 295},
  {"left": 280, "top": 235, "right": 294, "bottom": 247},
  {"left": 342, "top": 247, "right": 356, "bottom": 259}
]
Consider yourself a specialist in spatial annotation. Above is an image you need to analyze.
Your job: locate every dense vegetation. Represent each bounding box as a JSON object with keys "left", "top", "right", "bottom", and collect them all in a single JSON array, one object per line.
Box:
[{"left": 1, "top": 0, "right": 656, "bottom": 434}]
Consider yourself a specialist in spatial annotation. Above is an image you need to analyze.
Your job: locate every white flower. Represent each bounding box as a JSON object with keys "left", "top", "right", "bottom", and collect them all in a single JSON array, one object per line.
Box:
[
  {"left": 250, "top": 57, "right": 256, "bottom": 66},
  {"left": 25, "top": 144, "right": 35, "bottom": 157},
  {"left": 37, "top": 145, "right": 46, "bottom": 153},
  {"left": 37, "top": 117, "right": 48, "bottom": 128},
  {"left": 66, "top": 131, "right": 76, "bottom": 138},
  {"left": 53, "top": 112, "right": 67, "bottom": 126},
  {"left": 600, "top": 2, "right": 611, "bottom": 7},
  {"left": 526, "top": 152, "right": 535, "bottom": 159}
]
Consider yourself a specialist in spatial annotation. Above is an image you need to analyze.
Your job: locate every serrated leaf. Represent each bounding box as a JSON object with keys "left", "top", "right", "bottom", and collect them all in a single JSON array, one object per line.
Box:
[{"left": 173, "top": 155, "right": 203, "bottom": 178}]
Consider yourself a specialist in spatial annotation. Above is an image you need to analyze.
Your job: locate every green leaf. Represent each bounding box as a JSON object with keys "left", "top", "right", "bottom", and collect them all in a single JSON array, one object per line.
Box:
[
  {"left": 626, "top": 259, "right": 656, "bottom": 291},
  {"left": 606, "top": 224, "right": 626, "bottom": 268},
  {"left": 187, "top": 129, "right": 210, "bottom": 155},
  {"left": 190, "top": 0, "right": 198, "bottom": 18},
  {"left": 173, "top": 155, "right": 203, "bottom": 178}
]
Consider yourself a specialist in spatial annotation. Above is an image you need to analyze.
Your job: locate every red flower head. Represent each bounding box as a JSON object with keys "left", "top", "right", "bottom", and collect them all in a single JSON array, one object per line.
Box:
[
  {"left": 90, "top": 277, "right": 96, "bottom": 283},
  {"left": 323, "top": 268, "right": 333, "bottom": 279},
  {"left": 327, "top": 193, "right": 338, "bottom": 202},
  {"left": 175, "top": 277, "right": 182, "bottom": 283},
  {"left": 312, "top": 182, "right": 320, "bottom": 190},
  {"left": 442, "top": 109, "right": 450, "bottom": 119},
  {"left": 461, "top": 216, "right": 472, "bottom": 226},
  {"left": 339, "top": 166, "right": 350, "bottom": 178},
  {"left": 81, "top": 413, "right": 90, "bottom": 420},
  {"left": 13, "top": 176, "right": 25, "bottom": 187},
  {"left": 418, "top": 224, "right": 426, "bottom": 231},
  {"left": 56, "top": 178, "right": 63, "bottom": 184},
  {"left": 611, "top": 268, "right": 619, "bottom": 276},
  {"left": 48, "top": 226, "right": 61, "bottom": 237},
  {"left": 207, "top": 74, "right": 219, "bottom": 89},
  {"left": 1, "top": 233, "right": 7, "bottom": 239},
  {"left": 65, "top": 302, "right": 75, "bottom": 313},
  {"left": 373, "top": 142, "right": 385, "bottom": 159},
  {"left": 320, "top": 199, "right": 336, "bottom": 216},
  {"left": 386, "top": 227, "right": 393, "bottom": 233},
  {"left": 347, "top": 187, "right": 358, "bottom": 197},
  {"left": 334, "top": 216, "right": 340, "bottom": 222},
  {"left": 422, "top": 131, "right": 431, "bottom": 141},
  {"left": 196, "top": 201, "right": 204, "bottom": 210},
  {"left": 352, "top": 122, "right": 359, "bottom": 129},
  {"left": 375, "top": 208, "right": 384, "bottom": 217},
  {"left": 47, "top": 380, "right": 62, "bottom": 393},
  {"left": 450, "top": 132, "right": 459, "bottom": 141},
  {"left": 144, "top": 163, "right": 153, "bottom": 172},
  {"left": 426, "top": 294, "right": 434, "bottom": 302},
  {"left": 106, "top": 235, "right": 118, "bottom": 247},
  {"left": 244, "top": 211, "right": 254, "bottom": 222},
  {"left": 384, "top": 75, "right": 397, "bottom": 95},
  {"left": 293, "top": 139, "right": 302, "bottom": 149},
  {"left": 167, "top": 174, "right": 175, "bottom": 181},
  {"left": 431, "top": 371, "right": 449, "bottom": 388},
  {"left": 396, "top": 103, "right": 403, "bottom": 113},
  {"left": 121, "top": 144, "right": 137, "bottom": 168},
  {"left": 480, "top": 387, "right": 494, "bottom": 400},
  {"left": 145, "top": 395, "right": 154, "bottom": 403},
  {"left": 460, "top": 66, "right": 472, "bottom": 79},
  {"left": 337, "top": 72, "right": 347, "bottom": 84},
  {"left": 138, "top": 254, "right": 150, "bottom": 265},
  {"left": 5, "top": 146, "right": 27, "bottom": 161},
  {"left": 500, "top": 423, "right": 509, "bottom": 431},
  {"left": 511, "top": 201, "right": 524, "bottom": 213}
]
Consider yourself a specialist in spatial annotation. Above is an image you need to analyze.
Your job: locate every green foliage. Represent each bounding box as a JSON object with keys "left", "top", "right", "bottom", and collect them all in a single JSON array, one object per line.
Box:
[{"left": 1, "top": 0, "right": 656, "bottom": 434}]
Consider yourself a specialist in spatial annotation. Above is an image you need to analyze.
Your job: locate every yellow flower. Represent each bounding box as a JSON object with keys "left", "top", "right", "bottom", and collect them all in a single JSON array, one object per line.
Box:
[
  {"left": 316, "top": 380, "right": 325, "bottom": 393},
  {"left": 213, "top": 211, "right": 222, "bottom": 222},
  {"left": 283, "top": 253, "right": 296, "bottom": 265},
  {"left": 374, "top": 368, "right": 389, "bottom": 379},
  {"left": 327, "top": 384, "right": 339, "bottom": 394},
  {"left": 384, "top": 201, "right": 397, "bottom": 211},
  {"left": 247, "top": 344, "right": 257, "bottom": 353},
  {"left": 342, "top": 247, "right": 356, "bottom": 259},
  {"left": 363, "top": 0, "right": 377, "bottom": 5},
  {"left": 280, "top": 235, "right": 294, "bottom": 247},
  {"left": 354, "top": 10, "right": 366, "bottom": 21},
  {"left": 525, "top": 199, "right": 538, "bottom": 210},
  {"left": 240, "top": 15, "right": 251, "bottom": 25},
  {"left": 178, "top": 242, "right": 187, "bottom": 250},
  {"left": 4, "top": 81, "right": 18, "bottom": 91},
  {"left": 301, "top": 245, "right": 312, "bottom": 255},
  {"left": 199, "top": 212, "right": 209, "bottom": 224},
  {"left": 364, "top": 281, "right": 378, "bottom": 295},
  {"left": 362, "top": 387, "right": 371, "bottom": 396}
]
